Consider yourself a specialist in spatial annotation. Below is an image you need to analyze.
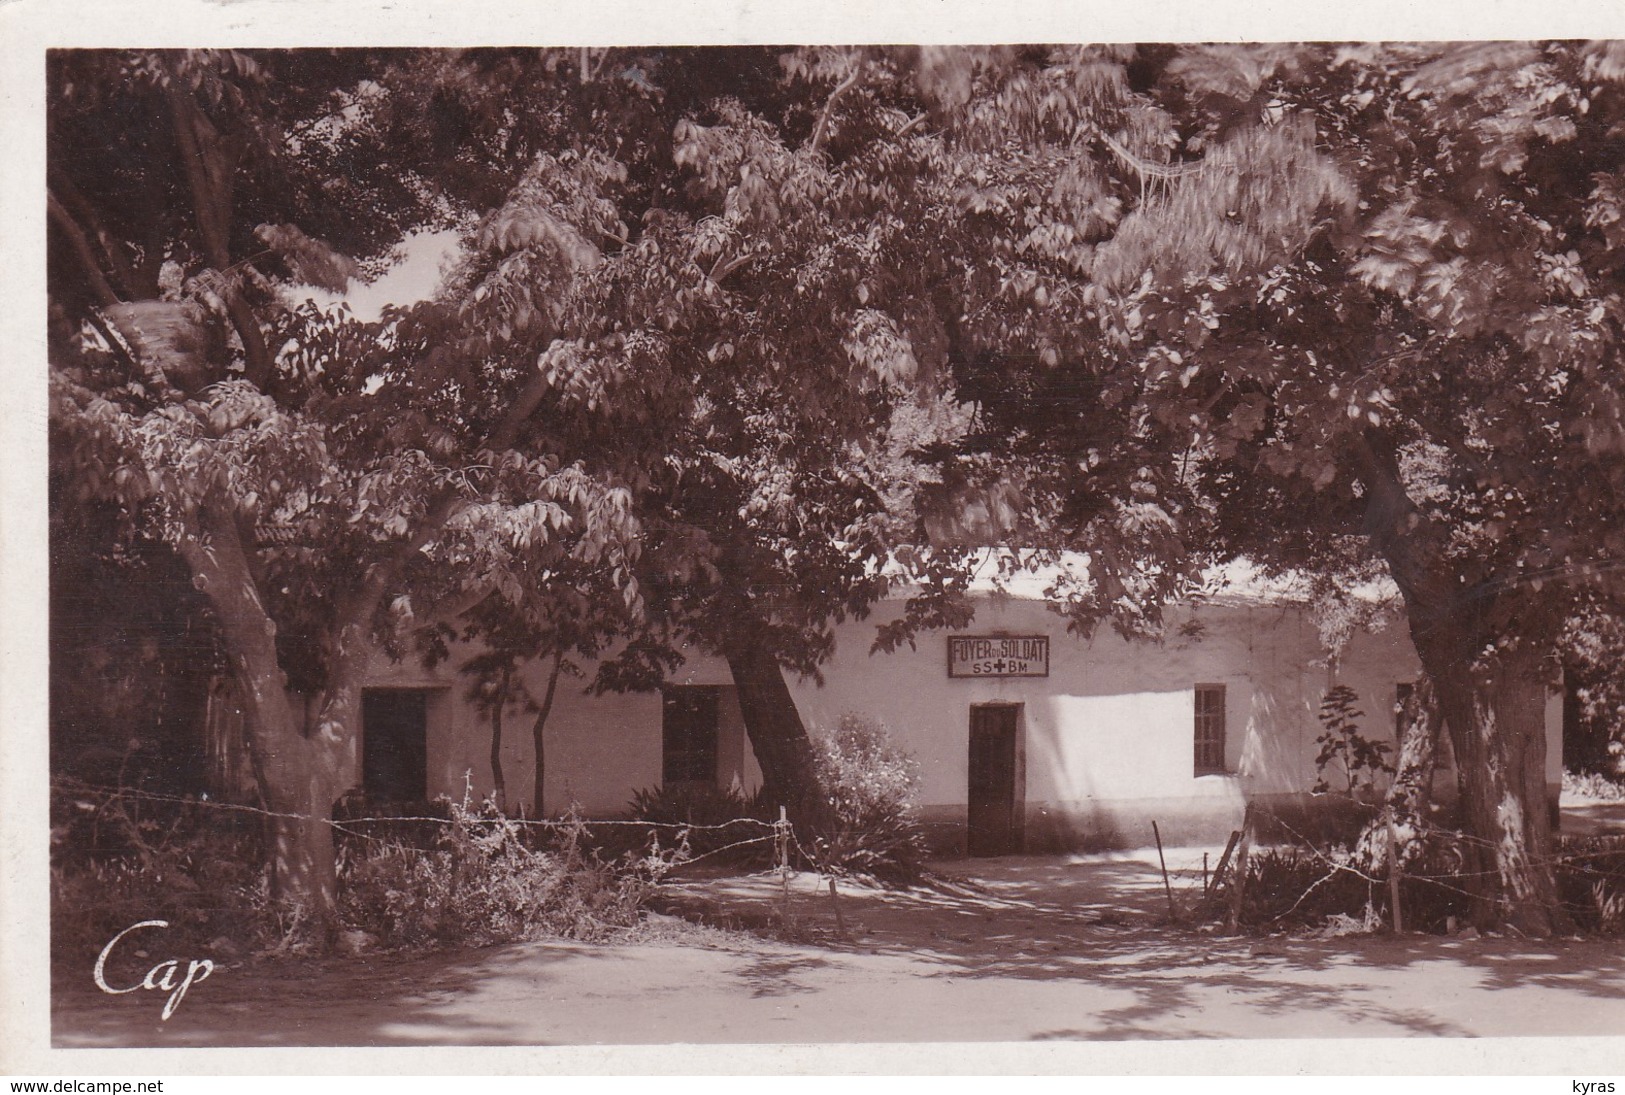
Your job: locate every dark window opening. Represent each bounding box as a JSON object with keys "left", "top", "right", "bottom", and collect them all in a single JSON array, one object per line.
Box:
[
  {"left": 662, "top": 686, "right": 719, "bottom": 785},
  {"left": 1194, "top": 684, "right": 1227, "bottom": 775},
  {"left": 362, "top": 688, "right": 429, "bottom": 802}
]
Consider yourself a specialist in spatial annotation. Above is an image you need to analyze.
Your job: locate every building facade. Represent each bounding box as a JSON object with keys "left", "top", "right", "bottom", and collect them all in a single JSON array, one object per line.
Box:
[{"left": 209, "top": 581, "right": 1565, "bottom": 853}]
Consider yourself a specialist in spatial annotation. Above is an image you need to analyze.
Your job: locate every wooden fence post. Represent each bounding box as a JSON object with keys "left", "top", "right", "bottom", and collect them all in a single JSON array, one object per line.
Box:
[
  {"left": 777, "top": 805, "right": 792, "bottom": 927},
  {"left": 1152, "top": 820, "right": 1177, "bottom": 922},
  {"left": 827, "top": 877, "right": 847, "bottom": 938},
  {"left": 1226, "top": 804, "right": 1254, "bottom": 933},
  {"left": 1212, "top": 828, "right": 1242, "bottom": 891},
  {"left": 1385, "top": 806, "right": 1404, "bottom": 933}
]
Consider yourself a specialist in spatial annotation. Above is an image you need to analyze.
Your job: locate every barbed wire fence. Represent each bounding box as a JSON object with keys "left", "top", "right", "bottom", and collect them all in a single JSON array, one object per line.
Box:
[
  {"left": 50, "top": 776, "right": 1625, "bottom": 937},
  {"left": 1182, "top": 792, "right": 1625, "bottom": 935},
  {"left": 48, "top": 775, "right": 864, "bottom": 919}
]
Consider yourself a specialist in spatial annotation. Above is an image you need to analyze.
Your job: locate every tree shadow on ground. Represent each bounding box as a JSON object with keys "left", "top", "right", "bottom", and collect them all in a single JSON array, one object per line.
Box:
[
  {"left": 52, "top": 941, "right": 584, "bottom": 1047},
  {"left": 658, "top": 852, "right": 1625, "bottom": 1040},
  {"left": 735, "top": 954, "right": 832, "bottom": 998},
  {"left": 52, "top": 848, "right": 1625, "bottom": 1046}
]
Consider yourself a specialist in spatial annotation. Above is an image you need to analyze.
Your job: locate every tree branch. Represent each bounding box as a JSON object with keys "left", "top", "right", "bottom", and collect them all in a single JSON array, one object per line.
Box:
[
  {"left": 894, "top": 112, "right": 929, "bottom": 139},
  {"left": 707, "top": 250, "right": 754, "bottom": 285},
  {"left": 163, "top": 58, "right": 275, "bottom": 390},
  {"left": 47, "top": 191, "right": 122, "bottom": 309},
  {"left": 49, "top": 167, "right": 146, "bottom": 299},
  {"left": 1347, "top": 429, "right": 1465, "bottom": 630},
  {"left": 810, "top": 62, "right": 864, "bottom": 157},
  {"left": 223, "top": 290, "right": 276, "bottom": 392}
]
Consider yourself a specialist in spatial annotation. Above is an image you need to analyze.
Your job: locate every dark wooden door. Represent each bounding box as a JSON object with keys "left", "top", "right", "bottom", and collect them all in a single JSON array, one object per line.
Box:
[
  {"left": 362, "top": 689, "right": 428, "bottom": 803},
  {"left": 967, "top": 704, "right": 1021, "bottom": 856}
]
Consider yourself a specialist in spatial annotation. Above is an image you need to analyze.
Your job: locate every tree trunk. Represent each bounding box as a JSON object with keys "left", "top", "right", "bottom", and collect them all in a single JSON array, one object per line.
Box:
[
  {"left": 216, "top": 648, "right": 352, "bottom": 946},
  {"left": 264, "top": 761, "right": 340, "bottom": 940},
  {"left": 1353, "top": 431, "right": 1568, "bottom": 935},
  {"left": 1418, "top": 640, "right": 1567, "bottom": 935},
  {"left": 489, "top": 670, "right": 508, "bottom": 812},
  {"left": 259, "top": 677, "right": 354, "bottom": 948},
  {"left": 530, "top": 650, "right": 563, "bottom": 818},
  {"left": 175, "top": 498, "right": 354, "bottom": 946},
  {"left": 723, "top": 639, "right": 823, "bottom": 826}
]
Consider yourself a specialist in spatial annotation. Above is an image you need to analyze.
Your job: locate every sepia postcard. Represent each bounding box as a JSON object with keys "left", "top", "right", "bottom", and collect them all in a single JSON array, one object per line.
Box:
[{"left": 6, "top": 0, "right": 1625, "bottom": 1081}]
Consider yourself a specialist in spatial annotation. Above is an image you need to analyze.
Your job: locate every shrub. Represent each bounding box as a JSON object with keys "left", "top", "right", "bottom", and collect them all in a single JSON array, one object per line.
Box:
[
  {"left": 337, "top": 791, "right": 681, "bottom": 949},
  {"left": 51, "top": 781, "right": 682, "bottom": 960},
  {"left": 1557, "top": 834, "right": 1625, "bottom": 935},
  {"left": 1312, "top": 685, "right": 1394, "bottom": 797},
  {"left": 627, "top": 782, "right": 774, "bottom": 866},
  {"left": 1227, "top": 832, "right": 1484, "bottom": 933},
  {"left": 1564, "top": 769, "right": 1625, "bottom": 802},
  {"left": 802, "top": 714, "right": 929, "bottom": 885},
  {"left": 1214, "top": 832, "right": 1625, "bottom": 936},
  {"left": 1221, "top": 847, "right": 1381, "bottom": 929},
  {"left": 50, "top": 784, "right": 274, "bottom": 963}
]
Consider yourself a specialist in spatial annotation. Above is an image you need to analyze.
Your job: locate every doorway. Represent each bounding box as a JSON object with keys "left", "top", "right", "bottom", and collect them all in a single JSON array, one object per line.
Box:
[
  {"left": 362, "top": 688, "right": 429, "bottom": 803},
  {"left": 967, "top": 703, "right": 1023, "bottom": 856},
  {"left": 662, "top": 686, "right": 721, "bottom": 786}
]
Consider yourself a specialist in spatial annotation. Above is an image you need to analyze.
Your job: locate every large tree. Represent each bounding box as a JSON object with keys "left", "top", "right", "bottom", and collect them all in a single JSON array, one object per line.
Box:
[
  {"left": 412, "top": 48, "right": 996, "bottom": 813},
  {"left": 47, "top": 47, "right": 979, "bottom": 925},
  {"left": 48, "top": 50, "right": 651, "bottom": 935},
  {"left": 911, "top": 42, "right": 1625, "bottom": 934}
]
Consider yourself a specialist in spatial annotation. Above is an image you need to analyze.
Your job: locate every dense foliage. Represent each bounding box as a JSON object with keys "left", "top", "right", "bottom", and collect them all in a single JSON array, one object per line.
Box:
[
  {"left": 803, "top": 714, "right": 930, "bottom": 884},
  {"left": 50, "top": 782, "right": 674, "bottom": 960},
  {"left": 48, "top": 44, "right": 1625, "bottom": 937}
]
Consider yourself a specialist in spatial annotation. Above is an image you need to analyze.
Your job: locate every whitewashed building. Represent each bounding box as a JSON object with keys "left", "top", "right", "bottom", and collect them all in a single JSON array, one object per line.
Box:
[{"left": 209, "top": 563, "right": 1566, "bottom": 853}]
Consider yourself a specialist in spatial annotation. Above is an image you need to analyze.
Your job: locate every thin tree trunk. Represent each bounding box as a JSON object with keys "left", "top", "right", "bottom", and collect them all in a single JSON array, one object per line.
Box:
[
  {"left": 489, "top": 669, "right": 508, "bottom": 813},
  {"left": 530, "top": 650, "right": 563, "bottom": 817}
]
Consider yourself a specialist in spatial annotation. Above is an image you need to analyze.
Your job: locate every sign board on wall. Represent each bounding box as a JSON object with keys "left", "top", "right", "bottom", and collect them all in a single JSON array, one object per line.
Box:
[{"left": 947, "top": 635, "right": 1050, "bottom": 678}]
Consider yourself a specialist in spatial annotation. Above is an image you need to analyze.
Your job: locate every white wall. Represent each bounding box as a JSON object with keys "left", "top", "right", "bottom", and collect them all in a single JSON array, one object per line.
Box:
[
  {"left": 788, "top": 597, "right": 1423, "bottom": 810},
  {"left": 349, "top": 592, "right": 1562, "bottom": 845},
  {"left": 364, "top": 643, "right": 760, "bottom": 816}
]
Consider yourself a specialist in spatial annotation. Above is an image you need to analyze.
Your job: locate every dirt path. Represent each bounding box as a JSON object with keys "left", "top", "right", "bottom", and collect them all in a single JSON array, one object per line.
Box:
[{"left": 51, "top": 848, "right": 1625, "bottom": 1047}]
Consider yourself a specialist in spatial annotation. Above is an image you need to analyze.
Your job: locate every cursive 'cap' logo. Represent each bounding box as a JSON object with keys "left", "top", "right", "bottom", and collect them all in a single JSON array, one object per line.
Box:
[{"left": 93, "top": 920, "right": 216, "bottom": 1021}]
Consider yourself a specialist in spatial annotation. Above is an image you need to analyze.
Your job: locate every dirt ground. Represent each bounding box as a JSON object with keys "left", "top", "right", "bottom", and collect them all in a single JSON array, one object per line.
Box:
[{"left": 50, "top": 841, "right": 1625, "bottom": 1048}]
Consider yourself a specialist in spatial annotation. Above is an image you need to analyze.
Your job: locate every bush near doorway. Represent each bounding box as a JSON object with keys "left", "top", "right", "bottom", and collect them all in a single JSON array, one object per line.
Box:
[{"left": 802, "top": 714, "right": 930, "bottom": 885}]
